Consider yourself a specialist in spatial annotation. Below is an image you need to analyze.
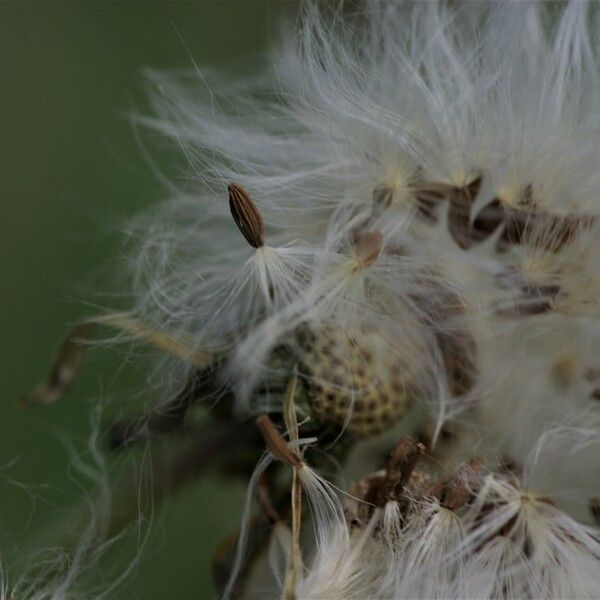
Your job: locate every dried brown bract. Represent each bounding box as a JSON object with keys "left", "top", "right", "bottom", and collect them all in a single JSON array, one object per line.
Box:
[{"left": 21, "top": 321, "right": 96, "bottom": 406}]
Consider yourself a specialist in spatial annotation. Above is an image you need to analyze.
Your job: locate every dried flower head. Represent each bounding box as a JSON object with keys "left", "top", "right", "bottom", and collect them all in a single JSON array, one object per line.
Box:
[{"left": 17, "top": 1, "right": 600, "bottom": 598}]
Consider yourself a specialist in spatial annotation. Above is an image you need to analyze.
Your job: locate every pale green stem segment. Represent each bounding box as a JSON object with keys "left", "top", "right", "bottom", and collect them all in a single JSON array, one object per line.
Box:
[
  {"left": 283, "top": 367, "right": 302, "bottom": 600},
  {"left": 22, "top": 312, "right": 227, "bottom": 406}
]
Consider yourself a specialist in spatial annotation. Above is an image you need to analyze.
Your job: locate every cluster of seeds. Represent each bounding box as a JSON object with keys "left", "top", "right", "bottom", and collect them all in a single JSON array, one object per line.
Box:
[{"left": 296, "top": 327, "right": 418, "bottom": 437}]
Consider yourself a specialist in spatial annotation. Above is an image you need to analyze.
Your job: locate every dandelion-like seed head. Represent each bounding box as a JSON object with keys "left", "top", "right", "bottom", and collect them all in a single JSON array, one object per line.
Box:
[{"left": 19, "top": 1, "right": 600, "bottom": 598}]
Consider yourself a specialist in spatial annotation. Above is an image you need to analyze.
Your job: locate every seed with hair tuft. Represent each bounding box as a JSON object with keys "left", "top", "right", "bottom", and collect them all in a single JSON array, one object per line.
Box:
[{"left": 228, "top": 183, "right": 265, "bottom": 248}]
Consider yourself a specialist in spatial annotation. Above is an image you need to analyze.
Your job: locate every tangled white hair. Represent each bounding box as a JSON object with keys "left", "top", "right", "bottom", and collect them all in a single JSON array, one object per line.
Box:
[{"left": 15, "top": 2, "right": 600, "bottom": 598}]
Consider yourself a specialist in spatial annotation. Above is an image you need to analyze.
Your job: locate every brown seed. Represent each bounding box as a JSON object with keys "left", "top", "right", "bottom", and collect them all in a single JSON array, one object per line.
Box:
[
  {"left": 256, "top": 414, "right": 303, "bottom": 468},
  {"left": 441, "top": 457, "right": 482, "bottom": 511},
  {"left": 378, "top": 436, "right": 426, "bottom": 504},
  {"left": 354, "top": 230, "right": 383, "bottom": 267},
  {"left": 372, "top": 185, "right": 394, "bottom": 217},
  {"left": 447, "top": 175, "right": 483, "bottom": 250},
  {"left": 413, "top": 180, "right": 454, "bottom": 223},
  {"left": 227, "top": 183, "right": 265, "bottom": 248},
  {"left": 495, "top": 298, "right": 554, "bottom": 318},
  {"left": 501, "top": 208, "right": 596, "bottom": 253}
]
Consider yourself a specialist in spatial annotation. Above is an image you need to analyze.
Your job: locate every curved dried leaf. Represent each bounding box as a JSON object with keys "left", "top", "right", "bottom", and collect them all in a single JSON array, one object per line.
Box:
[{"left": 21, "top": 322, "right": 96, "bottom": 407}]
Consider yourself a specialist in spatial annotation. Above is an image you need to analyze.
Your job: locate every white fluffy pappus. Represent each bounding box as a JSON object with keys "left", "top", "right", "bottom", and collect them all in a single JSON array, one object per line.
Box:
[
  {"left": 249, "top": 428, "right": 600, "bottom": 600},
  {"left": 112, "top": 1, "right": 600, "bottom": 598}
]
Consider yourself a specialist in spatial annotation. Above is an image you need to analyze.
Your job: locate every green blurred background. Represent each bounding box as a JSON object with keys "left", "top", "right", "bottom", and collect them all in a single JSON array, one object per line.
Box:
[{"left": 0, "top": 2, "right": 296, "bottom": 598}]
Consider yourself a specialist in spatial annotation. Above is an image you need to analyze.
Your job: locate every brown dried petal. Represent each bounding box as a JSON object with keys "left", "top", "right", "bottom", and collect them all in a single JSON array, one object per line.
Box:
[
  {"left": 471, "top": 198, "right": 505, "bottom": 242},
  {"left": 228, "top": 183, "right": 265, "bottom": 248}
]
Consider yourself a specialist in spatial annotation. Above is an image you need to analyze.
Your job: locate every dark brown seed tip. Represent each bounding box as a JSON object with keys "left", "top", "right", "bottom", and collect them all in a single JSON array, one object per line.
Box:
[
  {"left": 353, "top": 230, "right": 383, "bottom": 268},
  {"left": 256, "top": 414, "right": 303, "bottom": 469},
  {"left": 228, "top": 183, "right": 265, "bottom": 248}
]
